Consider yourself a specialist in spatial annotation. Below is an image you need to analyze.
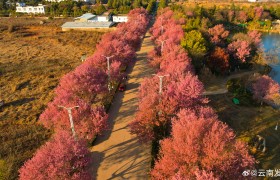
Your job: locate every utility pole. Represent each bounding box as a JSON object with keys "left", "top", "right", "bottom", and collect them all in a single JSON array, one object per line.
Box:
[
  {"left": 102, "top": 55, "right": 114, "bottom": 92},
  {"left": 58, "top": 105, "right": 79, "bottom": 138},
  {"left": 153, "top": 74, "right": 169, "bottom": 115},
  {"left": 153, "top": 74, "right": 169, "bottom": 96},
  {"left": 160, "top": 25, "right": 164, "bottom": 35},
  {"left": 138, "top": 14, "right": 143, "bottom": 20},
  {"left": 157, "top": 40, "right": 166, "bottom": 53}
]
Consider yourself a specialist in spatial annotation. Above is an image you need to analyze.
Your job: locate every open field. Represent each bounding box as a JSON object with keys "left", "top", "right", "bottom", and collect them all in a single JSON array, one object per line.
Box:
[
  {"left": 0, "top": 17, "right": 104, "bottom": 123},
  {"left": 0, "top": 18, "right": 105, "bottom": 179}
]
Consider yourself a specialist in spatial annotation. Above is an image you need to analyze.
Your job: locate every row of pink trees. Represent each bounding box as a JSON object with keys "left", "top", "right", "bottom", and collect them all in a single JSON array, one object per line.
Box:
[
  {"left": 130, "top": 8, "right": 255, "bottom": 179},
  {"left": 19, "top": 8, "right": 150, "bottom": 179},
  {"left": 40, "top": 7, "right": 149, "bottom": 141}
]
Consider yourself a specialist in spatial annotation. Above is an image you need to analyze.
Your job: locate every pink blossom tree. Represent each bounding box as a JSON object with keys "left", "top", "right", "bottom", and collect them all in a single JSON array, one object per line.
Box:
[
  {"left": 151, "top": 109, "right": 255, "bottom": 179},
  {"left": 40, "top": 95, "right": 108, "bottom": 140},
  {"left": 237, "top": 11, "right": 248, "bottom": 23},
  {"left": 55, "top": 65, "right": 107, "bottom": 103},
  {"left": 228, "top": 10, "right": 235, "bottom": 22},
  {"left": 228, "top": 40, "right": 251, "bottom": 62},
  {"left": 95, "top": 37, "right": 136, "bottom": 67},
  {"left": 130, "top": 73, "right": 208, "bottom": 141},
  {"left": 208, "top": 24, "right": 229, "bottom": 45},
  {"left": 248, "top": 30, "right": 262, "bottom": 47},
  {"left": 252, "top": 75, "right": 280, "bottom": 105},
  {"left": 165, "top": 73, "right": 208, "bottom": 110},
  {"left": 19, "top": 130, "right": 92, "bottom": 180},
  {"left": 109, "top": 61, "right": 122, "bottom": 82},
  {"left": 254, "top": 6, "right": 264, "bottom": 20}
]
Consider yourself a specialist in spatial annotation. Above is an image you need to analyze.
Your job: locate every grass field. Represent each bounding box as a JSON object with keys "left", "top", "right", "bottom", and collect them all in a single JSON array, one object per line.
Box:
[{"left": 0, "top": 17, "right": 105, "bottom": 179}]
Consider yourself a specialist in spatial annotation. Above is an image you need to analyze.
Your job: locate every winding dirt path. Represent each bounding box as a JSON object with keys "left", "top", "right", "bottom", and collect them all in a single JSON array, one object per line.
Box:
[{"left": 90, "top": 32, "right": 154, "bottom": 180}]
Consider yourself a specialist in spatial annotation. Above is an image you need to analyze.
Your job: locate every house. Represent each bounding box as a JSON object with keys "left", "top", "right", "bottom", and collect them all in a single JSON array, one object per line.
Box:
[
  {"left": 16, "top": 3, "right": 45, "bottom": 14},
  {"left": 112, "top": 15, "right": 128, "bottom": 23}
]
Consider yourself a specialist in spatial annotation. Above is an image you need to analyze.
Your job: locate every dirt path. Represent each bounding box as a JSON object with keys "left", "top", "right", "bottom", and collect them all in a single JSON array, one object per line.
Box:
[
  {"left": 90, "top": 32, "right": 154, "bottom": 180},
  {"left": 203, "top": 70, "right": 256, "bottom": 95}
]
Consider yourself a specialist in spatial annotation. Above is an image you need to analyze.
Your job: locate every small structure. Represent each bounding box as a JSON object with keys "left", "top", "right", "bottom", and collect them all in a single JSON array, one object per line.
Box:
[
  {"left": 61, "top": 21, "right": 115, "bottom": 31},
  {"left": 63, "top": 12, "right": 115, "bottom": 31},
  {"left": 16, "top": 3, "right": 45, "bottom": 14},
  {"left": 232, "top": 98, "right": 240, "bottom": 105},
  {"left": 75, "top": 13, "right": 112, "bottom": 22},
  {"left": 75, "top": 13, "right": 97, "bottom": 22},
  {"left": 113, "top": 15, "right": 128, "bottom": 22}
]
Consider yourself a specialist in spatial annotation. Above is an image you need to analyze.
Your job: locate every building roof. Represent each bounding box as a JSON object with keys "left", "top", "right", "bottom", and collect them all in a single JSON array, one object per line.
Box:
[
  {"left": 76, "top": 13, "right": 96, "bottom": 20},
  {"left": 61, "top": 21, "right": 115, "bottom": 28}
]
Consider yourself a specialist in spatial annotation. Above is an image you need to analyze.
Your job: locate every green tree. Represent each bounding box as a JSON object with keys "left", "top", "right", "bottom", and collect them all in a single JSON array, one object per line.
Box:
[
  {"left": 181, "top": 30, "right": 208, "bottom": 70},
  {"left": 112, "top": 0, "right": 119, "bottom": 9},
  {"left": 81, "top": 5, "right": 89, "bottom": 13},
  {"left": 107, "top": 0, "right": 113, "bottom": 8},
  {"left": 62, "top": 8, "right": 68, "bottom": 17},
  {"left": 158, "top": 0, "right": 167, "bottom": 9},
  {"left": 94, "top": 3, "right": 106, "bottom": 15},
  {"left": 146, "top": 0, "right": 156, "bottom": 14},
  {"left": 181, "top": 30, "right": 208, "bottom": 56},
  {"left": 133, "top": 0, "right": 141, "bottom": 9}
]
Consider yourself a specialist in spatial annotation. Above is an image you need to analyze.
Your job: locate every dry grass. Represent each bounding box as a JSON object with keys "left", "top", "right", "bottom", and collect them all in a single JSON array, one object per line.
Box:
[
  {"left": 0, "top": 17, "right": 105, "bottom": 179},
  {"left": 0, "top": 18, "right": 104, "bottom": 123}
]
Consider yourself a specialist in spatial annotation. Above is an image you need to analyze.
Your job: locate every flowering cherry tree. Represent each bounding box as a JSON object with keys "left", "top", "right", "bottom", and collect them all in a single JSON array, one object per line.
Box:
[
  {"left": 151, "top": 109, "right": 255, "bottom": 179},
  {"left": 248, "top": 30, "right": 262, "bottom": 47},
  {"left": 40, "top": 95, "right": 108, "bottom": 140},
  {"left": 55, "top": 65, "right": 107, "bottom": 103},
  {"left": 208, "top": 24, "right": 229, "bottom": 45},
  {"left": 228, "top": 40, "right": 251, "bottom": 62},
  {"left": 19, "top": 130, "right": 92, "bottom": 180},
  {"left": 252, "top": 75, "right": 280, "bottom": 105}
]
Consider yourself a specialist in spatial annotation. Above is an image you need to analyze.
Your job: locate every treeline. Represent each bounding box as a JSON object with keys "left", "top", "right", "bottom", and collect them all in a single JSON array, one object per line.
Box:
[
  {"left": 1, "top": 0, "right": 156, "bottom": 17},
  {"left": 129, "top": 8, "right": 255, "bottom": 179}
]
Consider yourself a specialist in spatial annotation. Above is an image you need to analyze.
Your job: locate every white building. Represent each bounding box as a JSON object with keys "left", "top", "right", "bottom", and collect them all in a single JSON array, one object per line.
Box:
[
  {"left": 16, "top": 3, "right": 45, "bottom": 14},
  {"left": 112, "top": 15, "right": 128, "bottom": 22},
  {"left": 75, "top": 13, "right": 112, "bottom": 22}
]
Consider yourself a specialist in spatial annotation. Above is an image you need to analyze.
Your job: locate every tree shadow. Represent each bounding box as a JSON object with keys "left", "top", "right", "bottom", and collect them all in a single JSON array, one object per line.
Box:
[
  {"left": 5, "top": 97, "right": 35, "bottom": 107},
  {"left": 91, "top": 151, "right": 105, "bottom": 178}
]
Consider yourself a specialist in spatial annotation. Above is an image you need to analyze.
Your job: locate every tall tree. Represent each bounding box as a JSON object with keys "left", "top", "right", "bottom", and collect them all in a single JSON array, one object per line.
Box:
[
  {"left": 208, "top": 24, "right": 229, "bottom": 45},
  {"left": 181, "top": 30, "right": 208, "bottom": 57},
  {"left": 228, "top": 40, "right": 251, "bottom": 63},
  {"left": 207, "top": 47, "right": 230, "bottom": 75}
]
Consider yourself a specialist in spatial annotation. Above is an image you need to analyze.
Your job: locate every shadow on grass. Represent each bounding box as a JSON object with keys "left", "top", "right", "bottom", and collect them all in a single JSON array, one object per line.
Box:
[{"left": 5, "top": 97, "right": 35, "bottom": 107}]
